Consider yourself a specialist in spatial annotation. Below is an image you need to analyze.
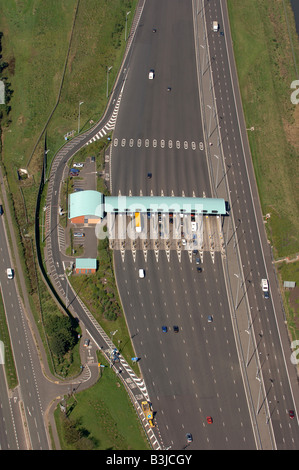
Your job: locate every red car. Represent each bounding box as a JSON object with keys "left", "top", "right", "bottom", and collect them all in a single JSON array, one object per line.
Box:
[
  {"left": 289, "top": 410, "right": 295, "bottom": 419},
  {"left": 207, "top": 416, "right": 213, "bottom": 424}
]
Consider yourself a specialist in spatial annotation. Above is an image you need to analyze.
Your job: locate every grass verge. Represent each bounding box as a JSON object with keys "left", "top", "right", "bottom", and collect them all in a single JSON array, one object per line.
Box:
[{"left": 227, "top": 0, "right": 299, "bottom": 338}]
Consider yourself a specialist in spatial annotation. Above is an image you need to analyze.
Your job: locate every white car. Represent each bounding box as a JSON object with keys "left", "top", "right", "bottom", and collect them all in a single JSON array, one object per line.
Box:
[
  {"left": 73, "top": 163, "right": 84, "bottom": 168},
  {"left": 139, "top": 269, "right": 145, "bottom": 278},
  {"left": 148, "top": 69, "right": 155, "bottom": 79},
  {"left": 7, "top": 268, "right": 14, "bottom": 279}
]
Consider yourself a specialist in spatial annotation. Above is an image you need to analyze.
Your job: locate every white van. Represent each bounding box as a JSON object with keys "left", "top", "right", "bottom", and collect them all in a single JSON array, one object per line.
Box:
[
  {"left": 261, "top": 279, "right": 269, "bottom": 292},
  {"left": 7, "top": 268, "right": 14, "bottom": 279},
  {"left": 139, "top": 269, "right": 145, "bottom": 278},
  {"left": 213, "top": 21, "right": 218, "bottom": 32}
]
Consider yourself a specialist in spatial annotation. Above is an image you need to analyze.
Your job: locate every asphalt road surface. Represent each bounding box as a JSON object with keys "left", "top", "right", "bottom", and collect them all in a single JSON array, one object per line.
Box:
[{"left": 110, "top": 0, "right": 299, "bottom": 450}]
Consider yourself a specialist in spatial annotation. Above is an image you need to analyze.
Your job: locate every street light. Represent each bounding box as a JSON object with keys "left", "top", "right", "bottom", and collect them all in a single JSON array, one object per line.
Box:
[
  {"left": 78, "top": 101, "right": 84, "bottom": 134},
  {"left": 106, "top": 66, "right": 112, "bottom": 98},
  {"left": 214, "top": 154, "right": 219, "bottom": 190},
  {"left": 125, "top": 11, "right": 131, "bottom": 42}
]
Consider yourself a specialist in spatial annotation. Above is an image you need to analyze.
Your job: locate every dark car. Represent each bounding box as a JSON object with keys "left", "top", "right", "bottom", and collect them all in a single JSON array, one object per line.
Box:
[
  {"left": 186, "top": 433, "right": 193, "bottom": 443},
  {"left": 173, "top": 325, "right": 179, "bottom": 333},
  {"left": 147, "top": 172, "right": 152, "bottom": 179},
  {"left": 289, "top": 410, "right": 295, "bottom": 419},
  {"left": 0, "top": 205, "right": 3, "bottom": 215},
  {"left": 162, "top": 326, "right": 167, "bottom": 333}
]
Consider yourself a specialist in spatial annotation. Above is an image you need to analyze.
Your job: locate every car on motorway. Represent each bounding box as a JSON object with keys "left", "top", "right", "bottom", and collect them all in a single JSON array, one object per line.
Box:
[
  {"left": 207, "top": 416, "right": 213, "bottom": 424},
  {"left": 264, "top": 291, "right": 270, "bottom": 299},
  {"left": 195, "top": 257, "right": 200, "bottom": 265},
  {"left": 139, "top": 269, "right": 145, "bottom": 278},
  {"left": 7, "top": 268, "right": 14, "bottom": 279},
  {"left": 186, "top": 433, "right": 193, "bottom": 443},
  {"left": 0, "top": 204, "right": 3, "bottom": 215},
  {"left": 289, "top": 410, "right": 295, "bottom": 419},
  {"left": 73, "top": 162, "right": 84, "bottom": 168},
  {"left": 147, "top": 172, "right": 152, "bottom": 179},
  {"left": 162, "top": 326, "right": 167, "bottom": 333},
  {"left": 73, "top": 232, "right": 85, "bottom": 238},
  {"left": 197, "top": 267, "right": 202, "bottom": 273},
  {"left": 149, "top": 69, "right": 155, "bottom": 79},
  {"left": 173, "top": 325, "right": 179, "bottom": 333},
  {"left": 207, "top": 315, "right": 213, "bottom": 323}
]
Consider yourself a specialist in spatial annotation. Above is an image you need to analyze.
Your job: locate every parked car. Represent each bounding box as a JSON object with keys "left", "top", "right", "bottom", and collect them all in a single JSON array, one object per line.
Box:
[
  {"left": 73, "top": 232, "right": 85, "bottom": 238},
  {"left": 70, "top": 169, "right": 79, "bottom": 176},
  {"left": 73, "top": 163, "right": 84, "bottom": 168}
]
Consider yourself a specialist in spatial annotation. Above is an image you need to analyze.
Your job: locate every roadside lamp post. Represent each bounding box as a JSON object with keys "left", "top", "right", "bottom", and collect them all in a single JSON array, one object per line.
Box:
[
  {"left": 106, "top": 66, "right": 112, "bottom": 98},
  {"left": 78, "top": 101, "right": 84, "bottom": 134},
  {"left": 214, "top": 154, "right": 220, "bottom": 190},
  {"left": 125, "top": 11, "right": 131, "bottom": 42},
  {"left": 234, "top": 273, "right": 241, "bottom": 312}
]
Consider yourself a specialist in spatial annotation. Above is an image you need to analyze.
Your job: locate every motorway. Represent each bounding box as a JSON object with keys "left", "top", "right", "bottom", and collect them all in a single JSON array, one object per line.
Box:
[
  {"left": 110, "top": 0, "right": 299, "bottom": 450},
  {"left": 0, "top": 186, "right": 47, "bottom": 449},
  {"left": 7, "top": 0, "right": 297, "bottom": 451}
]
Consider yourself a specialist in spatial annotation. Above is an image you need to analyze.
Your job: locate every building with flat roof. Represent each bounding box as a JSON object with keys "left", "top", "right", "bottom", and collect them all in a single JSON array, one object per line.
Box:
[
  {"left": 69, "top": 190, "right": 104, "bottom": 224},
  {"left": 105, "top": 195, "right": 226, "bottom": 215},
  {"left": 75, "top": 258, "right": 97, "bottom": 274},
  {"left": 69, "top": 191, "right": 226, "bottom": 224}
]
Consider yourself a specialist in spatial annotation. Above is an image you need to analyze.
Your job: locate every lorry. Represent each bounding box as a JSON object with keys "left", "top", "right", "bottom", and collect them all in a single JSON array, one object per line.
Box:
[
  {"left": 135, "top": 212, "right": 141, "bottom": 232},
  {"left": 213, "top": 21, "right": 218, "bottom": 32},
  {"left": 141, "top": 401, "right": 155, "bottom": 427},
  {"left": 261, "top": 279, "right": 269, "bottom": 298}
]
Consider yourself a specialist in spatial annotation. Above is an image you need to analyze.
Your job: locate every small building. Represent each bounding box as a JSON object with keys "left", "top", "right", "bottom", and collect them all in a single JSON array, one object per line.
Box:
[
  {"left": 284, "top": 281, "right": 296, "bottom": 289},
  {"left": 68, "top": 190, "right": 104, "bottom": 224},
  {"left": 75, "top": 258, "right": 97, "bottom": 274}
]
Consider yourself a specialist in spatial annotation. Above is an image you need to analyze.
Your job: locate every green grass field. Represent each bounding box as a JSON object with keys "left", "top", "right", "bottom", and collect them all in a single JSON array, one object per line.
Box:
[
  {"left": 54, "top": 354, "right": 150, "bottom": 450},
  {"left": 228, "top": 0, "right": 299, "bottom": 259},
  {"left": 228, "top": 0, "right": 299, "bottom": 339}
]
